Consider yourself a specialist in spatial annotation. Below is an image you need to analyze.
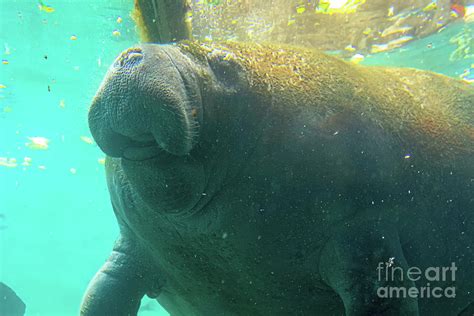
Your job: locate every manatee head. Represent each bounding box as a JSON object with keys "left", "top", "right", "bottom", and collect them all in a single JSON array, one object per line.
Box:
[
  {"left": 90, "top": 43, "right": 263, "bottom": 219},
  {"left": 89, "top": 44, "right": 207, "bottom": 214},
  {"left": 90, "top": 44, "right": 203, "bottom": 157}
]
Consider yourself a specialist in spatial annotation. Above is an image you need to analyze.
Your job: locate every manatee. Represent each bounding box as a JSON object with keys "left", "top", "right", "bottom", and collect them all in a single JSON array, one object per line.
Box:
[
  {"left": 0, "top": 282, "right": 26, "bottom": 316},
  {"left": 82, "top": 41, "right": 474, "bottom": 316}
]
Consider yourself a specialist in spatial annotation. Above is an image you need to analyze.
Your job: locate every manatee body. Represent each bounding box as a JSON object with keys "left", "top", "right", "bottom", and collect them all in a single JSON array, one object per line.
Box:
[{"left": 82, "top": 42, "right": 474, "bottom": 316}]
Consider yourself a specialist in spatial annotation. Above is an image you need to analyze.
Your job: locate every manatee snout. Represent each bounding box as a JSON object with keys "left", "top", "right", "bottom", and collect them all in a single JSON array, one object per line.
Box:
[
  {"left": 89, "top": 44, "right": 202, "bottom": 160},
  {"left": 89, "top": 44, "right": 206, "bottom": 213}
]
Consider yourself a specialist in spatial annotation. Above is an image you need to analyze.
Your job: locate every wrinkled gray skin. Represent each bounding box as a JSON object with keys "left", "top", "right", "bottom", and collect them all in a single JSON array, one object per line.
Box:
[{"left": 82, "top": 44, "right": 474, "bottom": 316}]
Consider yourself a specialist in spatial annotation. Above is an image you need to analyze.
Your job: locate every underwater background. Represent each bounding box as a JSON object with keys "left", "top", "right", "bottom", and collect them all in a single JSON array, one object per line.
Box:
[{"left": 0, "top": 1, "right": 473, "bottom": 315}]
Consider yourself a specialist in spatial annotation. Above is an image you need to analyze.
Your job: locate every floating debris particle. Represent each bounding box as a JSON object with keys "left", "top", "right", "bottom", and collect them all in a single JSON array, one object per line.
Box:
[
  {"left": 371, "top": 44, "right": 390, "bottom": 54},
  {"left": 462, "top": 77, "right": 474, "bottom": 84},
  {"left": 460, "top": 69, "right": 470, "bottom": 79},
  {"left": 0, "top": 157, "right": 17, "bottom": 168},
  {"left": 296, "top": 6, "right": 306, "bottom": 14},
  {"left": 185, "top": 10, "right": 193, "bottom": 23},
  {"left": 422, "top": 2, "right": 438, "bottom": 12},
  {"left": 70, "top": 35, "right": 78, "bottom": 41},
  {"left": 350, "top": 53, "right": 365, "bottom": 64},
  {"left": 449, "top": 29, "right": 474, "bottom": 61},
  {"left": 387, "top": 36, "right": 414, "bottom": 49},
  {"left": 381, "top": 25, "right": 413, "bottom": 38},
  {"left": 427, "top": 43, "right": 433, "bottom": 49},
  {"left": 344, "top": 45, "right": 356, "bottom": 52},
  {"left": 98, "top": 158, "right": 106, "bottom": 165},
  {"left": 38, "top": 165, "right": 46, "bottom": 170},
  {"left": 404, "top": 154, "right": 411, "bottom": 159},
  {"left": 451, "top": 3, "right": 466, "bottom": 17},
  {"left": 316, "top": 0, "right": 366, "bottom": 14},
  {"left": 80, "top": 136, "right": 94, "bottom": 144},
  {"left": 69, "top": 167, "right": 77, "bottom": 174},
  {"left": 0, "top": 84, "right": 6, "bottom": 89},
  {"left": 59, "top": 99, "right": 65, "bottom": 108},
  {"left": 2, "top": 60, "right": 8, "bottom": 65},
  {"left": 465, "top": 5, "right": 474, "bottom": 22},
  {"left": 38, "top": 0, "right": 55, "bottom": 13},
  {"left": 362, "top": 27, "right": 372, "bottom": 35},
  {"left": 116, "top": 16, "right": 123, "bottom": 23},
  {"left": 387, "top": 6, "right": 395, "bottom": 17},
  {"left": 4, "top": 44, "right": 10, "bottom": 55},
  {"left": 112, "top": 30, "right": 121, "bottom": 37},
  {"left": 386, "top": 257, "right": 395, "bottom": 267},
  {"left": 21, "top": 157, "right": 32, "bottom": 167},
  {"left": 26, "top": 137, "right": 49, "bottom": 150},
  {"left": 287, "top": 16, "right": 296, "bottom": 26}
]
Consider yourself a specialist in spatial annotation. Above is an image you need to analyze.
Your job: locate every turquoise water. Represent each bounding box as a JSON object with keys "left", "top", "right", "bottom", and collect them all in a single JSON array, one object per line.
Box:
[
  {"left": 0, "top": 1, "right": 472, "bottom": 315},
  {"left": 0, "top": 1, "right": 165, "bottom": 315}
]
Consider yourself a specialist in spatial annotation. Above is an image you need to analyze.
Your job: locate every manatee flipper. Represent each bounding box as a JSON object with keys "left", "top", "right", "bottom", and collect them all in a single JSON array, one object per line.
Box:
[
  {"left": 80, "top": 236, "right": 162, "bottom": 316},
  {"left": 132, "top": 0, "right": 192, "bottom": 43},
  {"left": 458, "top": 301, "right": 474, "bottom": 316},
  {"left": 319, "top": 218, "right": 419, "bottom": 316},
  {"left": 0, "top": 282, "right": 26, "bottom": 316}
]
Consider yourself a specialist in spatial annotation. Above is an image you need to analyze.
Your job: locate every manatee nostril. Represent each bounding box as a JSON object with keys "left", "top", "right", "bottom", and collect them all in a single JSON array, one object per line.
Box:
[{"left": 114, "top": 47, "right": 143, "bottom": 69}]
